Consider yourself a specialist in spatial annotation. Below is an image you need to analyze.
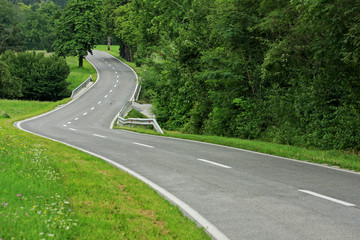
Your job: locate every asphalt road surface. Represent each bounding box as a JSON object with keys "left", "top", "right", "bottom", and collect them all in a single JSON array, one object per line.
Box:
[{"left": 17, "top": 50, "right": 360, "bottom": 240}]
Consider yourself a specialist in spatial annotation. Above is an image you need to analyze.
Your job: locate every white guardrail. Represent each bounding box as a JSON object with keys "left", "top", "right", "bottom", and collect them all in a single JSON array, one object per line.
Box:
[
  {"left": 117, "top": 78, "right": 164, "bottom": 134},
  {"left": 71, "top": 75, "right": 92, "bottom": 99}
]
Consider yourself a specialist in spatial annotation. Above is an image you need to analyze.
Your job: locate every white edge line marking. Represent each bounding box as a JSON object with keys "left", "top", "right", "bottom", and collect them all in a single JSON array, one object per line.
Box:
[
  {"left": 132, "top": 142, "right": 154, "bottom": 149},
  {"left": 197, "top": 159, "right": 231, "bottom": 169},
  {"left": 15, "top": 120, "right": 230, "bottom": 240},
  {"left": 69, "top": 128, "right": 77, "bottom": 131},
  {"left": 117, "top": 130, "right": 360, "bottom": 176},
  {"left": 299, "top": 190, "right": 356, "bottom": 207},
  {"left": 92, "top": 134, "right": 107, "bottom": 139}
]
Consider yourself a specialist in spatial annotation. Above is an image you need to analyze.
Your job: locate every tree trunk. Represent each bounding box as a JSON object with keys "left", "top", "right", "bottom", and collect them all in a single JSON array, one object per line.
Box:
[
  {"left": 107, "top": 36, "right": 111, "bottom": 51},
  {"left": 79, "top": 55, "right": 83, "bottom": 68}
]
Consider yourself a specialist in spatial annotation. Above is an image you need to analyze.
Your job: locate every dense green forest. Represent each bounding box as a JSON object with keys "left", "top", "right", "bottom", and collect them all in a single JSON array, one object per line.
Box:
[
  {"left": 0, "top": 0, "right": 359, "bottom": 151},
  {"left": 110, "top": 0, "right": 360, "bottom": 151}
]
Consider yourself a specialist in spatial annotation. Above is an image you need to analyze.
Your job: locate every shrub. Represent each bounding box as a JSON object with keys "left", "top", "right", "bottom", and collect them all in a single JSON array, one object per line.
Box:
[{"left": 0, "top": 51, "right": 70, "bottom": 101}]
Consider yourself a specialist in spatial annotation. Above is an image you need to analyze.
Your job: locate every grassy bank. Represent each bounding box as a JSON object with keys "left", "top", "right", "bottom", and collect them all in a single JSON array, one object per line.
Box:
[
  {"left": 66, "top": 56, "right": 97, "bottom": 91},
  {"left": 0, "top": 102, "right": 210, "bottom": 239}
]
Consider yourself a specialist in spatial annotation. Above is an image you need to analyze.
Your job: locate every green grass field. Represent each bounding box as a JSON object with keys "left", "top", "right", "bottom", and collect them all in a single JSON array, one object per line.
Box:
[{"left": 66, "top": 56, "right": 97, "bottom": 91}]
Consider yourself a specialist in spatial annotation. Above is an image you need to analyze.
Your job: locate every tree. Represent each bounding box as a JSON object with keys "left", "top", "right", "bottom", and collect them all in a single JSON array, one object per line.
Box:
[
  {"left": 1, "top": 51, "right": 70, "bottom": 101},
  {"left": 54, "top": 0, "right": 104, "bottom": 67},
  {"left": 103, "top": 0, "right": 126, "bottom": 51},
  {"left": 0, "top": 0, "right": 24, "bottom": 53},
  {"left": 0, "top": 60, "right": 22, "bottom": 99},
  {"left": 21, "top": 1, "right": 61, "bottom": 51}
]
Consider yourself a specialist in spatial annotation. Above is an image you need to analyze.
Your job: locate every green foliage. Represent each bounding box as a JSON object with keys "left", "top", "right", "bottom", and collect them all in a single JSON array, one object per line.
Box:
[
  {"left": 102, "top": 0, "right": 360, "bottom": 151},
  {"left": 1, "top": 51, "right": 70, "bottom": 101},
  {"left": 0, "top": 60, "right": 22, "bottom": 99},
  {"left": 20, "top": 1, "right": 61, "bottom": 52},
  {"left": 54, "top": 0, "right": 104, "bottom": 67},
  {"left": 125, "top": 108, "right": 147, "bottom": 119},
  {"left": 0, "top": 0, "right": 24, "bottom": 53}
]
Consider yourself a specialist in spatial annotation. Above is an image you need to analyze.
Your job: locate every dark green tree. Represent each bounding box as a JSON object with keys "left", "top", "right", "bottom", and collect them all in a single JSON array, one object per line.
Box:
[
  {"left": 54, "top": 0, "right": 104, "bottom": 67},
  {"left": 21, "top": 1, "right": 61, "bottom": 51},
  {"left": 1, "top": 51, "right": 70, "bottom": 101},
  {"left": 0, "top": 0, "right": 24, "bottom": 53},
  {"left": 0, "top": 60, "right": 22, "bottom": 99}
]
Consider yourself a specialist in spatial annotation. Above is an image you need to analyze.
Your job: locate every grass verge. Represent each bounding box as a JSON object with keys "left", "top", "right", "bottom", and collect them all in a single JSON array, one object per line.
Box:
[
  {"left": 66, "top": 56, "right": 97, "bottom": 91},
  {"left": 115, "top": 126, "right": 360, "bottom": 172},
  {"left": 0, "top": 108, "right": 210, "bottom": 238},
  {"left": 125, "top": 109, "right": 148, "bottom": 119}
]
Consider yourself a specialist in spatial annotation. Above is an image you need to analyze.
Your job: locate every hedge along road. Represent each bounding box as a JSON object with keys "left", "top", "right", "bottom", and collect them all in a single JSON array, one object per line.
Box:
[{"left": 16, "top": 50, "right": 360, "bottom": 240}]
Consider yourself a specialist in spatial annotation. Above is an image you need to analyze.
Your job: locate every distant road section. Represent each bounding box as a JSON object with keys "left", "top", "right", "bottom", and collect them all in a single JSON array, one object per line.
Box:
[{"left": 17, "top": 50, "right": 360, "bottom": 240}]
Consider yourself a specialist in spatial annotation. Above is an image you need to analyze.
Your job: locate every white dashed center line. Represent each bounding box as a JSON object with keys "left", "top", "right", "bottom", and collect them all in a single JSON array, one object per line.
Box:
[
  {"left": 67, "top": 122, "right": 71, "bottom": 124},
  {"left": 109, "top": 90, "right": 113, "bottom": 93},
  {"left": 74, "top": 118, "right": 79, "bottom": 121},
  {"left": 83, "top": 112, "right": 87, "bottom": 116},
  {"left": 98, "top": 101, "right": 102, "bottom": 104},
  {"left": 104, "top": 95, "right": 108, "bottom": 98},
  {"left": 132, "top": 142, "right": 154, "bottom": 148},
  {"left": 197, "top": 159, "right": 232, "bottom": 169},
  {"left": 92, "top": 134, "right": 107, "bottom": 139},
  {"left": 114, "top": 85, "right": 117, "bottom": 87},
  {"left": 91, "top": 107, "right": 95, "bottom": 110},
  {"left": 299, "top": 190, "right": 356, "bottom": 207},
  {"left": 69, "top": 128, "right": 77, "bottom": 131},
  {"left": 63, "top": 124, "right": 67, "bottom": 127}
]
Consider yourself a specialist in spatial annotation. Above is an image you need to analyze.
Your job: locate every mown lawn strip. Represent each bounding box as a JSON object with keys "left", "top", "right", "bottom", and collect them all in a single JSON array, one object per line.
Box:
[{"left": 115, "top": 126, "right": 360, "bottom": 172}]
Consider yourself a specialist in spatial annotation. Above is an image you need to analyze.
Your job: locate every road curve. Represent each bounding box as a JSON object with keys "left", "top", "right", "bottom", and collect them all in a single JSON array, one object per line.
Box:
[{"left": 16, "top": 50, "right": 360, "bottom": 240}]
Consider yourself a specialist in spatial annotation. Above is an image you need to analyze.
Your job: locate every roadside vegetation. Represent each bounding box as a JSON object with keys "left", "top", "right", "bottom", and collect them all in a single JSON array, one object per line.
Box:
[
  {"left": 1, "top": 0, "right": 360, "bottom": 237},
  {"left": 66, "top": 56, "right": 97, "bottom": 91},
  {"left": 125, "top": 109, "right": 148, "bottom": 119},
  {"left": 109, "top": 1, "right": 360, "bottom": 154}
]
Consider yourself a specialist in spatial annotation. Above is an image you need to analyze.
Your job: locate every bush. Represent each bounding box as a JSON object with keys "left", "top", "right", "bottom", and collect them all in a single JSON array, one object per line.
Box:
[
  {"left": 0, "top": 60, "right": 22, "bottom": 99},
  {"left": 0, "top": 51, "right": 70, "bottom": 101}
]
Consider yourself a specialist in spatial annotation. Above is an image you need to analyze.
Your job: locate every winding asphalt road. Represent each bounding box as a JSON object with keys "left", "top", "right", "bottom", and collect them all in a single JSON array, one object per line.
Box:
[{"left": 16, "top": 50, "right": 360, "bottom": 240}]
